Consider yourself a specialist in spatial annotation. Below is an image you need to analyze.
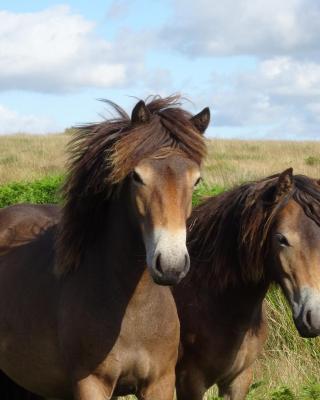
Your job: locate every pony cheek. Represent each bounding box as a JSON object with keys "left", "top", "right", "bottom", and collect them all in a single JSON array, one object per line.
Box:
[
  {"left": 270, "top": 251, "right": 291, "bottom": 285},
  {"left": 135, "top": 195, "right": 147, "bottom": 218},
  {"left": 185, "top": 199, "right": 193, "bottom": 219}
]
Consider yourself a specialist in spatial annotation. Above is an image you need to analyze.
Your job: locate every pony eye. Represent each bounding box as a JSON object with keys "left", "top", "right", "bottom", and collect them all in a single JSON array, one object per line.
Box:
[
  {"left": 194, "top": 177, "right": 202, "bottom": 187},
  {"left": 132, "top": 171, "right": 144, "bottom": 185},
  {"left": 276, "top": 233, "right": 290, "bottom": 247}
]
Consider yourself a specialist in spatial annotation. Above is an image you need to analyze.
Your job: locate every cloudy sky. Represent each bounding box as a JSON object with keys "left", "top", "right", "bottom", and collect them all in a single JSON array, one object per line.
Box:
[{"left": 1, "top": 0, "right": 320, "bottom": 139}]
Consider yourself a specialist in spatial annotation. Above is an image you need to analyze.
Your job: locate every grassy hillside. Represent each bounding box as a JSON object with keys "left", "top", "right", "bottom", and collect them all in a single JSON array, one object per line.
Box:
[
  {"left": 1, "top": 134, "right": 320, "bottom": 399},
  {"left": 203, "top": 139, "right": 320, "bottom": 188},
  {"left": 1, "top": 134, "right": 320, "bottom": 186},
  {"left": 0, "top": 134, "right": 68, "bottom": 184}
]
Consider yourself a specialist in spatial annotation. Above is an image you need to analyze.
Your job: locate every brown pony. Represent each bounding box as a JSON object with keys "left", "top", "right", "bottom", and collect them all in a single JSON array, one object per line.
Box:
[
  {"left": 0, "top": 95, "right": 210, "bottom": 399},
  {"left": 174, "top": 168, "right": 320, "bottom": 400}
]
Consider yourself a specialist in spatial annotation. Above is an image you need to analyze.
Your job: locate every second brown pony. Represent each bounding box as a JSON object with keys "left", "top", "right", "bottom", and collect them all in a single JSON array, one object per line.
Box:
[
  {"left": 0, "top": 95, "right": 209, "bottom": 399},
  {"left": 175, "top": 168, "right": 320, "bottom": 400}
]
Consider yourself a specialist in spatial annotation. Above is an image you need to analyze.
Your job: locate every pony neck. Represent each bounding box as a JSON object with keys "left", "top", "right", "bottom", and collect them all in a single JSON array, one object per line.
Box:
[
  {"left": 85, "top": 183, "right": 146, "bottom": 279},
  {"left": 214, "top": 280, "right": 268, "bottom": 309},
  {"left": 107, "top": 184, "right": 144, "bottom": 255},
  {"left": 180, "top": 263, "right": 270, "bottom": 326}
]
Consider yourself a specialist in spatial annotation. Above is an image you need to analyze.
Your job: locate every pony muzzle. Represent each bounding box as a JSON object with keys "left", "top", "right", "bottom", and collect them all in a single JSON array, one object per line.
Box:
[
  {"left": 292, "top": 287, "right": 320, "bottom": 338},
  {"left": 146, "top": 228, "right": 190, "bottom": 286}
]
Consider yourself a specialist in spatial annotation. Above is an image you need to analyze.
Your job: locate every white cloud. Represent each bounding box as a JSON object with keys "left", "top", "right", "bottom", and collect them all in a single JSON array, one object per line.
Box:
[
  {"left": 0, "top": 6, "right": 143, "bottom": 93},
  {"left": 0, "top": 104, "right": 58, "bottom": 134},
  {"left": 162, "top": 0, "right": 320, "bottom": 58},
  {"left": 239, "top": 57, "right": 320, "bottom": 98},
  {"left": 208, "top": 57, "right": 320, "bottom": 139}
]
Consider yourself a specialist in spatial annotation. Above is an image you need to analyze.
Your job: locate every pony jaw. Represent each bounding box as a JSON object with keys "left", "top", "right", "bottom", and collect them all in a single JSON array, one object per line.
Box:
[
  {"left": 144, "top": 227, "right": 190, "bottom": 286},
  {"left": 288, "top": 286, "right": 320, "bottom": 338}
]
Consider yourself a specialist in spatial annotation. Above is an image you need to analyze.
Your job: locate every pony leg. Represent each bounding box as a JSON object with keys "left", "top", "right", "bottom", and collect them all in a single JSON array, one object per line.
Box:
[
  {"left": 218, "top": 367, "right": 253, "bottom": 400},
  {"left": 176, "top": 380, "right": 206, "bottom": 400},
  {"left": 175, "top": 364, "right": 206, "bottom": 400},
  {"left": 139, "top": 371, "right": 175, "bottom": 400},
  {"left": 73, "top": 375, "right": 116, "bottom": 400}
]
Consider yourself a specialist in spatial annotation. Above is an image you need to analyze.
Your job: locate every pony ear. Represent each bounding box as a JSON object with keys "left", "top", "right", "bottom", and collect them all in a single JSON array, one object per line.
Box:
[
  {"left": 131, "top": 100, "right": 151, "bottom": 124},
  {"left": 191, "top": 107, "right": 210, "bottom": 134},
  {"left": 275, "top": 168, "right": 294, "bottom": 201}
]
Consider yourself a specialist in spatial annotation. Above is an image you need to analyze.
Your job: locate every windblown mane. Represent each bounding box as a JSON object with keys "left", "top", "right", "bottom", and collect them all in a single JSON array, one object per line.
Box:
[
  {"left": 56, "top": 95, "right": 206, "bottom": 275},
  {"left": 188, "top": 174, "right": 320, "bottom": 289}
]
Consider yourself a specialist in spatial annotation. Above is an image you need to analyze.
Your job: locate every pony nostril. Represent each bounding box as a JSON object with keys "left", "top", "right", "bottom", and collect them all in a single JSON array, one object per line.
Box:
[
  {"left": 155, "top": 253, "right": 163, "bottom": 275},
  {"left": 306, "top": 309, "right": 312, "bottom": 327}
]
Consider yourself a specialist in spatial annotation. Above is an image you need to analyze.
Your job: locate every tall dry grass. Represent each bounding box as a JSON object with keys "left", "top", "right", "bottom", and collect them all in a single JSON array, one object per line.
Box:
[
  {"left": 0, "top": 134, "right": 68, "bottom": 184},
  {"left": 1, "top": 135, "right": 319, "bottom": 185},
  {"left": 203, "top": 139, "right": 320, "bottom": 188}
]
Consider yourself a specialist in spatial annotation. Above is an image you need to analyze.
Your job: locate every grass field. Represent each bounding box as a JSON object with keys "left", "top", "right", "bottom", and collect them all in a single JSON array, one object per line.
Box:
[
  {"left": 1, "top": 134, "right": 320, "bottom": 186},
  {"left": 0, "top": 134, "right": 68, "bottom": 185},
  {"left": 1, "top": 133, "right": 320, "bottom": 399},
  {"left": 203, "top": 139, "right": 320, "bottom": 188}
]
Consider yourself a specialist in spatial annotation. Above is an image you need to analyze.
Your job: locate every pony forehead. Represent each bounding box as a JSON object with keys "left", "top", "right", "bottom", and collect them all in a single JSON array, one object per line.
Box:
[
  {"left": 107, "top": 117, "right": 205, "bottom": 183},
  {"left": 134, "top": 152, "right": 200, "bottom": 181}
]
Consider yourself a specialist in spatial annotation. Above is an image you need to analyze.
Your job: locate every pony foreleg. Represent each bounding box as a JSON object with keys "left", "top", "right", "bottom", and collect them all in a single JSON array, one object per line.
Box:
[
  {"left": 73, "top": 375, "right": 116, "bottom": 400},
  {"left": 138, "top": 370, "right": 175, "bottom": 400},
  {"left": 175, "top": 363, "right": 206, "bottom": 400},
  {"left": 218, "top": 367, "right": 253, "bottom": 400}
]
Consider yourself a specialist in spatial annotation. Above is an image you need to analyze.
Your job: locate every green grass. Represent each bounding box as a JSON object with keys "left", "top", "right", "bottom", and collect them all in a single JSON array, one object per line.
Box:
[
  {"left": 247, "top": 381, "right": 320, "bottom": 399},
  {"left": 206, "top": 381, "right": 320, "bottom": 400},
  {"left": 0, "top": 175, "right": 63, "bottom": 208},
  {"left": 0, "top": 176, "right": 225, "bottom": 208},
  {"left": 305, "top": 156, "right": 320, "bottom": 166},
  {"left": 192, "top": 182, "right": 225, "bottom": 206}
]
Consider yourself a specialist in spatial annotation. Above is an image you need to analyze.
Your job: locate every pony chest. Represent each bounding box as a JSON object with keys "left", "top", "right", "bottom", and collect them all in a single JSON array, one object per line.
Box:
[
  {"left": 119, "top": 285, "right": 179, "bottom": 344},
  {"left": 96, "top": 288, "right": 178, "bottom": 389}
]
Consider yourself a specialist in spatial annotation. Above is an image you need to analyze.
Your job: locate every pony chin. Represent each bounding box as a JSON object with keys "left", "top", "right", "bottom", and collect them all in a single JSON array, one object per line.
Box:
[
  {"left": 292, "top": 286, "right": 320, "bottom": 338},
  {"left": 145, "top": 228, "right": 190, "bottom": 286}
]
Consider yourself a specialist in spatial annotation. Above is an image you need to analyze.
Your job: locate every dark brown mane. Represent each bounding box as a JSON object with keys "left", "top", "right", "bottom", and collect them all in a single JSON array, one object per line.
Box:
[
  {"left": 55, "top": 94, "right": 206, "bottom": 275},
  {"left": 188, "top": 173, "right": 320, "bottom": 289}
]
